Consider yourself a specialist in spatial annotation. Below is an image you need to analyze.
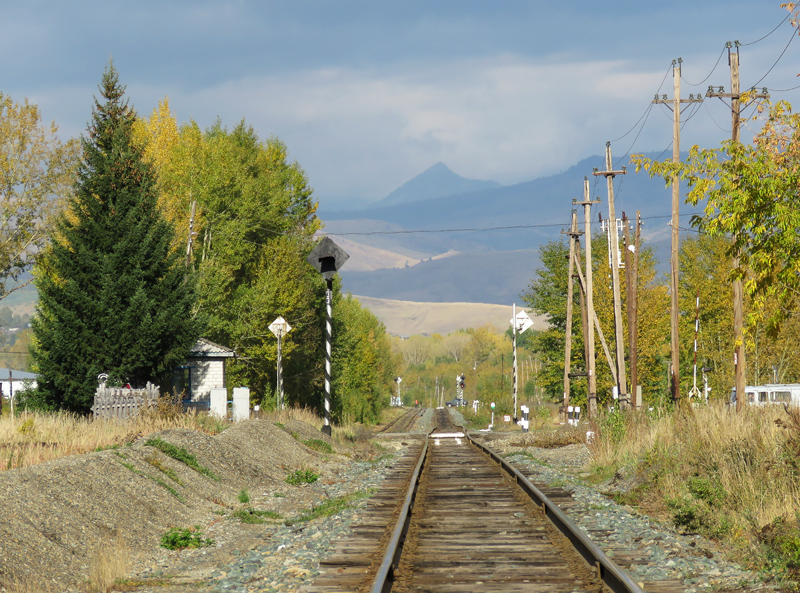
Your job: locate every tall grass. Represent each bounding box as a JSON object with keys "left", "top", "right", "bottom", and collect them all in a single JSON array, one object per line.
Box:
[
  {"left": 0, "top": 402, "right": 369, "bottom": 473},
  {"left": 589, "top": 402, "right": 800, "bottom": 580},
  {"left": 0, "top": 405, "right": 224, "bottom": 472}
]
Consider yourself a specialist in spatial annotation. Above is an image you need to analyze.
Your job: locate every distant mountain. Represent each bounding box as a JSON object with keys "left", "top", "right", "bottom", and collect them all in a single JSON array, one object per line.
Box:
[
  {"left": 377, "top": 162, "right": 501, "bottom": 207},
  {"left": 321, "top": 152, "right": 698, "bottom": 305}
]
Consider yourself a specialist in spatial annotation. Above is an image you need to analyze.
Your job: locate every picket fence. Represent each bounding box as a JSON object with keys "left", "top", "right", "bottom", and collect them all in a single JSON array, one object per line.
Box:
[{"left": 91, "top": 382, "right": 160, "bottom": 420}]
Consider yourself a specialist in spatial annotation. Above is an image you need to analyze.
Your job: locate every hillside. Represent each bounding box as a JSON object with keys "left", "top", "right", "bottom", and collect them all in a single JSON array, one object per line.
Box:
[
  {"left": 353, "top": 295, "right": 547, "bottom": 336},
  {"left": 318, "top": 152, "right": 698, "bottom": 304}
]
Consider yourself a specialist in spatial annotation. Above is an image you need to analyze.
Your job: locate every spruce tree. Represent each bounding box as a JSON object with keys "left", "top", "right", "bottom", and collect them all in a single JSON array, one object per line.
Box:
[{"left": 31, "top": 64, "right": 203, "bottom": 412}]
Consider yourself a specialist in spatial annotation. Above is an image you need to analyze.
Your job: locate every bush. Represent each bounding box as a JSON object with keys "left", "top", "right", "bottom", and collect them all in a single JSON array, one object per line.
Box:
[
  {"left": 144, "top": 438, "right": 218, "bottom": 481},
  {"left": 303, "top": 439, "right": 333, "bottom": 454},
  {"left": 233, "top": 508, "right": 281, "bottom": 524},
  {"left": 285, "top": 469, "right": 318, "bottom": 485},
  {"left": 160, "top": 526, "right": 214, "bottom": 550}
]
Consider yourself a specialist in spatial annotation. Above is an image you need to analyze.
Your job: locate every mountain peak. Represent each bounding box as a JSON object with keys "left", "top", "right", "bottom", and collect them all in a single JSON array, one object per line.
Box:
[{"left": 378, "top": 163, "right": 501, "bottom": 207}]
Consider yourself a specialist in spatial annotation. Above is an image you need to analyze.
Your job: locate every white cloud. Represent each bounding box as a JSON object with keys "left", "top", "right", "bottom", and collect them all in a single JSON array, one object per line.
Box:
[{"left": 164, "top": 55, "right": 671, "bottom": 206}]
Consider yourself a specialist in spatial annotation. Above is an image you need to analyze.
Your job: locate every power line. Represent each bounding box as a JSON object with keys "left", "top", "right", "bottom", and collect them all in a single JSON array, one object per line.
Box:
[
  {"left": 747, "top": 26, "right": 797, "bottom": 89},
  {"left": 740, "top": 10, "right": 792, "bottom": 46},
  {"left": 681, "top": 46, "right": 726, "bottom": 87},
  {"left": 325, "top": 213, "right": 698, "bottom": 238},
  {"left": 610, "top": 63, "right": 672, "bottom": 145}
]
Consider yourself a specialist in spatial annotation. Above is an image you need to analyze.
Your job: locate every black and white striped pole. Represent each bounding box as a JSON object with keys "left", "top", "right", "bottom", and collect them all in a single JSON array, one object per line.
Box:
[{"left": 307, "top": 237, "right": 349, "bottom": 436}]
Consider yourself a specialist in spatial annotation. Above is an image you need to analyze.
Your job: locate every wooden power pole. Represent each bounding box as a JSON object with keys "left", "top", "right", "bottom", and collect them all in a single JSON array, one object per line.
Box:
[
  {"left": 706, "top": 42, "right": 769, "bottom": 410},
  {"left": 593, "top": 143, "right": 629, "bottom": 409},
  {"left": 575, "top": 178, "right": 600, "bottom": 418},
  {"left": 653, "top": 58, "right": 702, "bottom": 404},
  {"left": 562, "top": 210, "right": 581, "bottom": 423}
]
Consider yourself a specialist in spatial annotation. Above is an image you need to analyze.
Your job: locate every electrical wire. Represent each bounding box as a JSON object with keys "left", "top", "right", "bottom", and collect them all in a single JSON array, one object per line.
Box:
[
  {"left": 613, "top": 104, "right": 654, "bottom": 168},
  {"left": 747, "top": 26, "right": 797, "bottom": 89},
  {"left": 703, "top": 100, "right": 731, "bottom": 134},
  {"left": 740, "top": 10, "right": 792, "bottom": 46},
  {"left": 681, "top": 46, "right": 727, "bottom": 87},
  {"left": 768, "top": 83, "right": 800, "bottom": 92},
  {"left": 324, "top": 212, "right": 698, "bottom": 238},
  {"left": 609, "top": 62, "right": 672, "bottom": 145}
]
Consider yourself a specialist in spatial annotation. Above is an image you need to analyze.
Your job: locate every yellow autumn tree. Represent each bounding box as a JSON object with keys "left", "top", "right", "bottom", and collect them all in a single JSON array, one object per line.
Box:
[{"left": 0, "top": 93, "right": 80, "bottom": 297}]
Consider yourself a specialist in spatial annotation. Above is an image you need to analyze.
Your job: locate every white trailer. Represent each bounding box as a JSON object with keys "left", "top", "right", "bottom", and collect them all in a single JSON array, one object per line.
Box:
[{"left": 730, "top": 383, "right": 800, "bottom": 407}]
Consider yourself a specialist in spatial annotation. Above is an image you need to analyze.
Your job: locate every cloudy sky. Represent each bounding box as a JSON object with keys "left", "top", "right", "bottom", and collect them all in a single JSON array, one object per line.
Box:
[{"left": 3, "top": 2, "right": 799, "bottom": 209}]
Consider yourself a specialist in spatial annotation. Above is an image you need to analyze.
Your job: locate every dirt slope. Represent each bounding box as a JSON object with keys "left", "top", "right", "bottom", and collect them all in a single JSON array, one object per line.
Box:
[{"left": 0, "top": 419, "right": 350, "bottom": 591}]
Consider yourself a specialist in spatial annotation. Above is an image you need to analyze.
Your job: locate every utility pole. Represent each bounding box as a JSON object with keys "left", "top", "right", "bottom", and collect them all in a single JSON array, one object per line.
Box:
[
  {"left": 633, "top": 212, "right": 642, "bottom": 406},
  {"left": 622, "top": 212, "right": 642, "bottom": 408},
  {"left": 653, "top": 58, "right": 703, "bottom": 404},
  {"left": 575, "top": 178, "right": 600, "bottom": 418},
  {"left": 593, "top": 143, "right": 629, "bottom": 409},
  {"left": 706, "top": 42, "right": 769, "bottom": 411},
  {"left": 562, "top": 210, "right": 581, "bottom": 424}
]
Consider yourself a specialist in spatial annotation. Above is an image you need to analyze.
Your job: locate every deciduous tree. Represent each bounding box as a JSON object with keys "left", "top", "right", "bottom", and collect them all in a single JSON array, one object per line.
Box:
[{"left": 0, "top": 93, "right": 79, "bottom": 297}]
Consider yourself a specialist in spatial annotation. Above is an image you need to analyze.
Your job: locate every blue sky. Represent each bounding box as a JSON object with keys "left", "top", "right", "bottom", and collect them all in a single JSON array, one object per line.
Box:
[{"left": 3, "top": 2, "right": 799, "bottom": 209}]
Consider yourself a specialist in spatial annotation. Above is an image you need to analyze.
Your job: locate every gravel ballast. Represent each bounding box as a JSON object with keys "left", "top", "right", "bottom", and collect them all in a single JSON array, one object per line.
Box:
[{"left": 0, "top": 410, "right": 783, "bottom": 592}]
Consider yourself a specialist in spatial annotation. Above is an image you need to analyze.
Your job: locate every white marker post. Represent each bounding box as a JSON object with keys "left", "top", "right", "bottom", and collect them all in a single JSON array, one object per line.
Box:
[
  {"left": 269, "top": 316, "right": 292, "bottom": 410},
  {"left": 511, "top": 306, "right": 534, "bottom": 422}
]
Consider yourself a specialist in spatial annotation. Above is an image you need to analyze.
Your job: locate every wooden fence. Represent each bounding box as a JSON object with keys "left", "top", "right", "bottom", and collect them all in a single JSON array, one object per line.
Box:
[{"left": 91, "top": 382, "right": 160, "bottom": 420}]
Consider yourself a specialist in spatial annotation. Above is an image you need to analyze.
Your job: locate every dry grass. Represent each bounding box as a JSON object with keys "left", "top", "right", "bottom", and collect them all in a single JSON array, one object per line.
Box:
[
  {"left": 0, "top": 404, "right": 224, "bottom": 472},
  {"left": 589, "top": 402, "right": 800, "bottom": 580},
  {"left": 87, "top": 538, "right": 130, "bottom": 593},
  {"left": 0, "top": 403, "right": 364, "bottom": 473}
]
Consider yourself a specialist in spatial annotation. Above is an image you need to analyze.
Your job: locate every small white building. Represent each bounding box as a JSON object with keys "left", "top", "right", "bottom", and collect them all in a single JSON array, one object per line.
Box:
[
  {"left": 0, "top": 368, "right": 38, "bottom": 400},
  {"left": 177, "top": 338, "right": 235, "bottom": 409}
]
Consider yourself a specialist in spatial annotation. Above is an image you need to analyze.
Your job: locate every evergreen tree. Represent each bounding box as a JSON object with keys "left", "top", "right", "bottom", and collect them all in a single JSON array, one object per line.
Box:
[{"left": 31, "top": 64, "right": 202, "bottom": 412}]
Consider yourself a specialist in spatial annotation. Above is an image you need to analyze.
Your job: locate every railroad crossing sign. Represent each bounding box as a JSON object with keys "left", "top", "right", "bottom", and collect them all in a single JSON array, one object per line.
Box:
[
  {"left": 269, "top": 316, "right": 292, "bottom": 338},
  {"left": 511, "top": 310, "right": 534, "bottom": 333}
]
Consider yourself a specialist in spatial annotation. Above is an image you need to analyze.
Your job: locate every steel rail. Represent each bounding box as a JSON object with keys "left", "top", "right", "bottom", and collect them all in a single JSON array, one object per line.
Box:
[
  {"left": 466, "top": 433, "right": 645, "bottom": 593},
  {"left": 369, "top": 433, "right": 429, "bottom": 593}
]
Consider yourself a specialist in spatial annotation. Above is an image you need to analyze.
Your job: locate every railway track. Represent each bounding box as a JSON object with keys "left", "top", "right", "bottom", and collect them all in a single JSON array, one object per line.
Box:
[
  {"left": 307, "top": 408, "right": 643, "bottom": 593},
  {"left": 376, "top": 407, "right": 425, "bottom": 434}
]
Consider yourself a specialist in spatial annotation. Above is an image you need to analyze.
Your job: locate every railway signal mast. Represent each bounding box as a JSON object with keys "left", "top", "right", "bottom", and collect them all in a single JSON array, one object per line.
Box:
[{"left": 511, "top": 305, "right": 533, "bottom": 422}]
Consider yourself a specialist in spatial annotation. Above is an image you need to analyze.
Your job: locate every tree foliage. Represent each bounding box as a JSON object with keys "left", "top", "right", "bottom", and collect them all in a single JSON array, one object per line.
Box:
[
  {"left": 31, "top": 65, "right": 203, "bottom": 412},
  {"left": 635, "top": 100, "right": 800, "bottom": 336},
  {"left": 521, "top": 232, "right": 668, "bottom": 409},
  {"left": 135, "top": 102, "right": 396, "bottom": 420},
  {"left": 0, "top": 92, "right": 80, "bottom": 296}
]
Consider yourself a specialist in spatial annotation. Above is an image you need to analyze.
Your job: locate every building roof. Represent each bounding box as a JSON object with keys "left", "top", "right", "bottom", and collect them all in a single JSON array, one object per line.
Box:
[
  {"left": 188, "top": 338, "right": 236, "bottom": 358},
  {"left": 0, "top": 368, "right": 38, "bottom": 381}
]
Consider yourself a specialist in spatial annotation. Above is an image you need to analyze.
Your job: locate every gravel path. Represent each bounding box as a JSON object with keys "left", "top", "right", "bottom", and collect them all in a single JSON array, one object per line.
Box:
[{"left": 479, "top": 433, "right": 782, "bottom": 593}]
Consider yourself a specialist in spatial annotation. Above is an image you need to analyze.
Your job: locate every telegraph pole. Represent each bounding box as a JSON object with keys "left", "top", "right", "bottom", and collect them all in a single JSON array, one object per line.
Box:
[
  {"left": 562, "top": 210, "right": 580, "bottom": 424},
  {"left": 593, "top": 143, "right": 629, "bottom": 409},
  {"left": 706, "top": 42, "right": 769, "bottom": 411},
  {"left": 622, "top": 212, "right": 642, "bottom": 408},
  {"left": 575, "top": 178, "right": 600, "bottom": 418},
  {"left": 653, "top": 58, "right": 702, "bottom": 403}
]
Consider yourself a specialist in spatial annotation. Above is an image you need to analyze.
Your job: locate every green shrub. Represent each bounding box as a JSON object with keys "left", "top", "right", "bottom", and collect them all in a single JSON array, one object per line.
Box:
[
  {"left": 666, "top": 496, "right": 704, "bottom": 532},
  {"left": 144, "top": 438, "right": 219, "bottom": 481},
  {"left": 687, "top": 476, "right": 726, "bottom": 507},
  {"left": 238, "top": 488, "right": 250, "bottom": 504},
  {"left": 160, "top": 526, "right": 214, "bottom": 550},
  {"left": 290, "top": 490, "right": 372, "bottom": 524},
  {"left": 303, "top": 439, "right": 333, "bottom": 454},
  {"left": 232, "top": 508, "right": 281, "bottom": 524},
  {"left": 285, "top": 469, "right": 318, "bottom": 485}
]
